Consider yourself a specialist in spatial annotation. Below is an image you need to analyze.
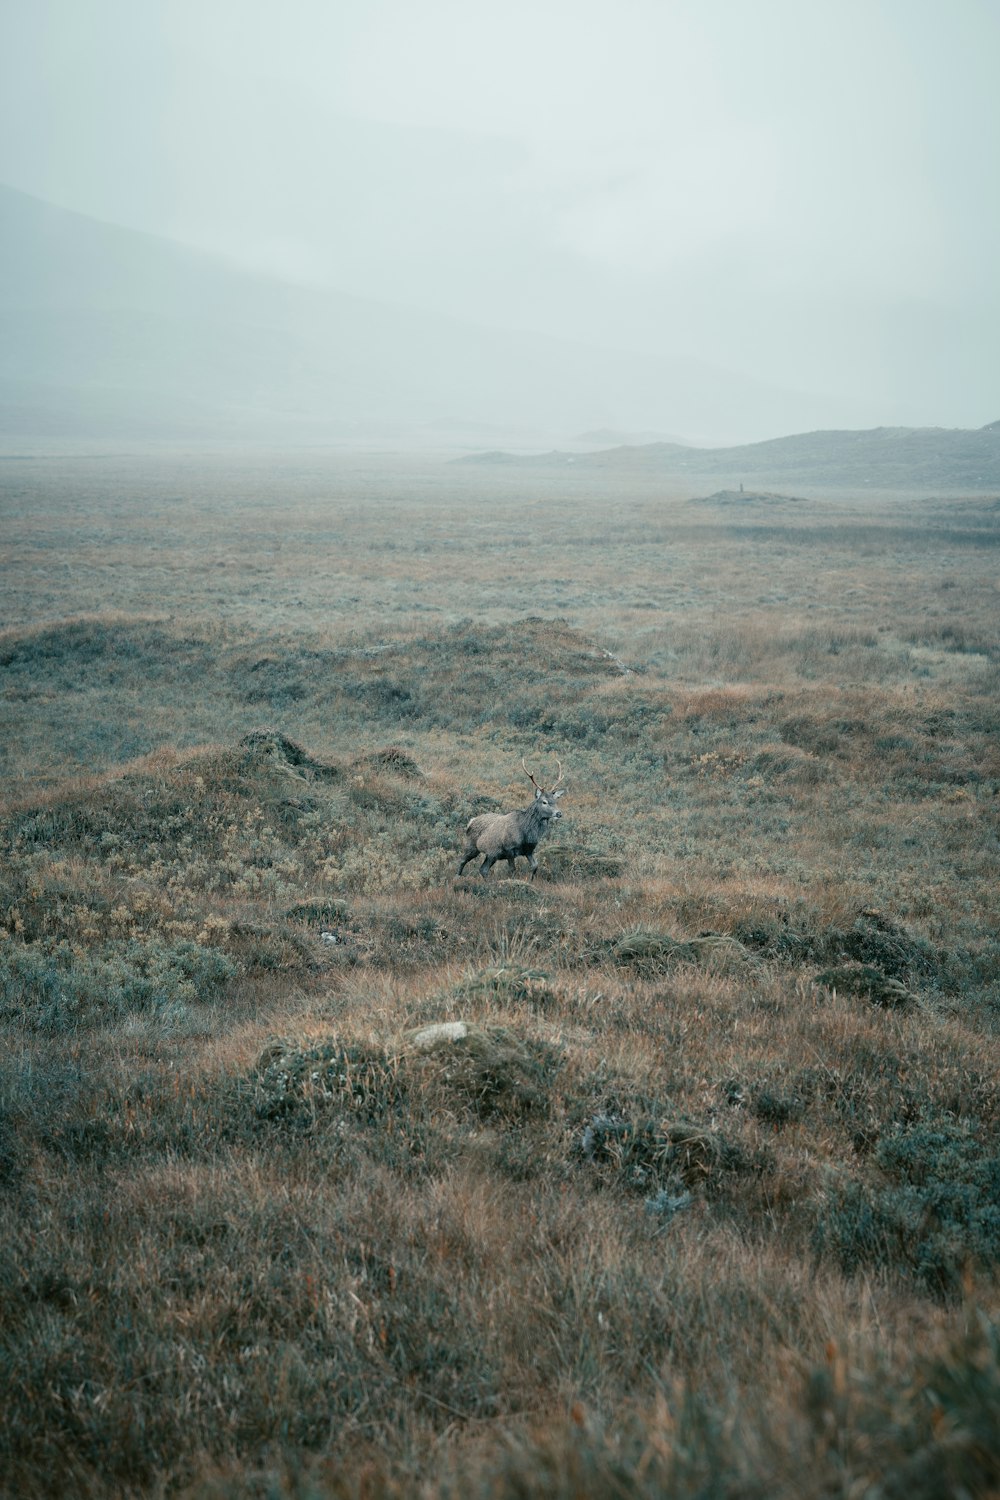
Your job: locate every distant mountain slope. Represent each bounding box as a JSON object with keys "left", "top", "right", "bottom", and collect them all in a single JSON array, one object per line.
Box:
[
  {"left": 460, "top": 424, "right": 1000, "bottom": 490},
  {"left": 0, "top": 184, "right": 880, "bottom": 444}
]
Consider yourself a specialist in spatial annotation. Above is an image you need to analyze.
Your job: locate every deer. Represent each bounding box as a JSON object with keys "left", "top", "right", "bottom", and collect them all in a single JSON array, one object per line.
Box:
[{"left": 458, "top": 758, "right": 566, "bottom": 880}]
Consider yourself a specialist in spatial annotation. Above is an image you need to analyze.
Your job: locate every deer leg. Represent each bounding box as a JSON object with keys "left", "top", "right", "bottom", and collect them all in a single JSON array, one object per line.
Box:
[
  {"left": 480, "top": 853, "right": 498, "bottom": 877},
  {"left": 506, "top": 855, "right": 517, "bottom": 875},
  {"left": 528, "top": 853, "right": 539, "bottom": 881},
  {"left": 458, "top": 851, "right": 476, "bottom": 875}
]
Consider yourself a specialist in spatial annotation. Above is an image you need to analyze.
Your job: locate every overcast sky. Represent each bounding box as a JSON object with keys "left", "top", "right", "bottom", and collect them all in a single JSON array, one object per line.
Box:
[{"left": 2, "top": 0, "right": 998, "bottom": 427}]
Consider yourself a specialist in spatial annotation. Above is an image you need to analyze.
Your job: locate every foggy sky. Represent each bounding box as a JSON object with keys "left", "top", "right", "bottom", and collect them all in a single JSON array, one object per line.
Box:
[{"left": 2, "top": 0, "right": 998, "bottom": 431}]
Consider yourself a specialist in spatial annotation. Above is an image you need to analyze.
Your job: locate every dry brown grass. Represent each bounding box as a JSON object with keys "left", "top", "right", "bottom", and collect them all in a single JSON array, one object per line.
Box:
[{"left": 1, "top": 451, "right": 999, "bottom": 1495}]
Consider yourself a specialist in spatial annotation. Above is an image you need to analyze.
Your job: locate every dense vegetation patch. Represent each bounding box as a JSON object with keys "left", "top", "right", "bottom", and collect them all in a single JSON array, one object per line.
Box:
[
  {"left": 815, "top": 1122, "right": 1000, "bottom": 1294},
  {"left": 0, "top": 935, "right": 235, "bottom": 1033}
]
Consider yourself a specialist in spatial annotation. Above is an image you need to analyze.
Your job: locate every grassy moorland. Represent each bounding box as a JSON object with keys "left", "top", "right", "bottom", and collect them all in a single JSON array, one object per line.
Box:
[{"left": 1, "top": 449, "right": 999, "bottom": 1498}]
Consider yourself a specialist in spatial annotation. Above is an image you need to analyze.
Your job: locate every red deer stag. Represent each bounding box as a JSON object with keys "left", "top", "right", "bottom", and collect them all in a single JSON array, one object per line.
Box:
[{"left": 458, "top": 758, "right": 565, "bottom": 880}]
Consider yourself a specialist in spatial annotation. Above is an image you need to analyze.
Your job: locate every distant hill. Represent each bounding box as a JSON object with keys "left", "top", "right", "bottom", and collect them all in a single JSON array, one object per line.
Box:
[
  {"left": 460, "top": 424, "right": 1000, "bottom": 491},
  {"left": 691, "top": 489, "right": 810, "bottom": 505},
  {"left": 0, "top": 184, "right": 884, "bottom": 446}
]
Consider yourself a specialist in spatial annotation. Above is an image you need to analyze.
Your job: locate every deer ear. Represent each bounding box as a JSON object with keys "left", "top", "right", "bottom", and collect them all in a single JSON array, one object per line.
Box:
[
  {"left": 552, "top": 789, "right": 566, "bottom": 799},
  {"left": 534, "top": 787, "right": 541, "bottom": 799}
]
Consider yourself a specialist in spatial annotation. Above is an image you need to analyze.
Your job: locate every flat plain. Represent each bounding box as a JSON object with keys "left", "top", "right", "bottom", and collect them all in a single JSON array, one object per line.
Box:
[{"left": 1, "top": 448, "right": 999, "bottom": 1497}]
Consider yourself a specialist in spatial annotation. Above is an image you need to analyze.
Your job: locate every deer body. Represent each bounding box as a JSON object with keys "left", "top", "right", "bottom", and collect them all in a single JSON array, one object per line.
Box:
[{"left": 458, "top": 760, "right": 565, "bottom": 880}]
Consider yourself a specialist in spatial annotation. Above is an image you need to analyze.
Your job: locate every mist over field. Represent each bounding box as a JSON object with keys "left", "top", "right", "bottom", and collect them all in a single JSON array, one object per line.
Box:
[
  {"left": 2, "top": 6, "right": 1000, "bottom": 1499},
  {"left": 2, "top": 0, "right": 999, "bottom": 445}
]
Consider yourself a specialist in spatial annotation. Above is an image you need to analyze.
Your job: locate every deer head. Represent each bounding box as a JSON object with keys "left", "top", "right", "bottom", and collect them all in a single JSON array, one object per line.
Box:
[{"left": 521, "top": 756, "right": 566, "bottom": 821}]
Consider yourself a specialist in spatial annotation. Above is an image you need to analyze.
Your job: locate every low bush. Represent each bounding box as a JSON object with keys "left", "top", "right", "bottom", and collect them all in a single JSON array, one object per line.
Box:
[
  {"left": 734, "top": 906, "right": 940, "bottom": 979},
  {"left": 814, "top": 1121, "right": 1000, "bottom": 1293},
  {"left": 253, "top": 1037, "right": 406, "bottom": 1127},
  {"left": 0, "top": 935, "right": 235, "bottom": 1032}
]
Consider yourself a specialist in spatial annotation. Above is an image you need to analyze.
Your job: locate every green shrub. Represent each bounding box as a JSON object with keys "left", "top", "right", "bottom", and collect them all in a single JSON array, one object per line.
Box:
[
  {"left": 814, "top": 1122, "right": 1000, "bottom": 1293},
  {"left": 734, "top": 907, "right": 939, "bottom": 986},
  {"left": 0, "top": 936, "right": 235, "bottom": 1032}
]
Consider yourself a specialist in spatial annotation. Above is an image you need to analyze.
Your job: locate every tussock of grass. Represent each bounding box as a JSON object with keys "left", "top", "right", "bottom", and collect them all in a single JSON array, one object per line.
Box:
[
  {"left": 578, "top": 1110, "right": 741, "bottom": 1192},
  {"left": 253, "top": 1037, "right": 405, "bottom": 1125},
  {"left": 542, "top": 846, "right": 624, "bottom": 880},
  {"left": 374, "top": 1317, "right": 1000, "bottom": 1500},
  {"left": 401, "top": 1021, "right": 561, "bottom": 1123},
  {"left": 452, "top": 964, "right": 559, "bottom": 1012},
  {"left": 284, "top": 898, "right": 351, "bottom": 926},
  {"left": 814, "top": 961, "right": 916, "bottom": 1009},
  {"left": 601, "top": 928, "right": 756, "bottom": 976}
]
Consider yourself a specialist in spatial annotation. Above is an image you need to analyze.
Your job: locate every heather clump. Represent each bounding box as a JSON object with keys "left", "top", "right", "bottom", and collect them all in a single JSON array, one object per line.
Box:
[
  {"left": 253, "top": 1036, "right": 406, "bottom": 1126},
  {"left": 0, "top": 933, "right": 235, "bottom": 1032},
  {"left": 814, "top": 1121, "right": 1000, "bottom": 1294}
]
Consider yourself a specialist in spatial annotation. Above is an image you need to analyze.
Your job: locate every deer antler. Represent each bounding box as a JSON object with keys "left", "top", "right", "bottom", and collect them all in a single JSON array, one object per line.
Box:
[
  {"left": 521, "top": 756, "right": 540, "bottom": 790},
  {"left": 550, "top": 756, "right": 564, "bottom": 791}
]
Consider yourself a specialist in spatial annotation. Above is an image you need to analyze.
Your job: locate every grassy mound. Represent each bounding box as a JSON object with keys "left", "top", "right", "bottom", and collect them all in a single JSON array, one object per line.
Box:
[
  {"left": 602, "top": 929, "right": 756, "bottom": 976},
  {"left": 814, "top": 961, "right": 916, "bottom": 1009}
]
